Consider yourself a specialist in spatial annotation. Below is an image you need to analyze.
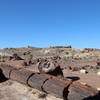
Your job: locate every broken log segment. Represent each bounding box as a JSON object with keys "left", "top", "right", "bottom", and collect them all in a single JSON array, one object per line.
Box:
[
  {"left": 67, "top": 82, "right": 99, "bottom": 100},
  {"left": 10, "top": 68, "right": 35, "bottom": 84},
  {"left": 42, "top": 78, "right": 70, "bottom": 98},
  {"left": 28, "top": 73, "right": 51, "bottom": 91},
  {"left": 40, "top": 74, "right": 72, "bottom": 98},
  {"left": 0, "top": 64, "right": 16, "bottom": 78}
]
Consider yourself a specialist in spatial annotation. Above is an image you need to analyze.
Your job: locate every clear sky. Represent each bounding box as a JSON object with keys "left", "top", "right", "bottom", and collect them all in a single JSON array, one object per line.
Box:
[{"left": 0, "top": 0, "right": 100, "bottom": 49}]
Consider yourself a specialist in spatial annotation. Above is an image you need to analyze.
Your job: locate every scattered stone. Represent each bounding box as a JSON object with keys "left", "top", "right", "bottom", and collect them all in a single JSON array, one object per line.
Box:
[
  {"left": 80, "top": 69, "right": 88, "bottom": 74},
  {"left": 97, "top": 62, "right": 100, "bottom": 66},
  {"left": 21, "top": 61, "right": 28, "bottom": 66},
  {"left": 97, "top": 71, "right": 100, "bottom": 75},
  {"left": 12, "top": 53, "right": 23, "bottom": 60},
  {"left": 97, "top": 88, "right": 100, "bottom": 91},
  {"left": 80, "top": 82, "right": 87, "bottom": 86},
  {"left": 72, "top": 67, "right": 80, "bottom": 71}
]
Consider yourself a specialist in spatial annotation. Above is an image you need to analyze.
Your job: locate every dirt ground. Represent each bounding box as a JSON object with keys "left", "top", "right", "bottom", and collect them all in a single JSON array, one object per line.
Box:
[
  {"left": 63, "top": 70, "right": 100, "bottom": 90},
  {"left": 0, "top": 80, "right": 62, "bottom": 100}
]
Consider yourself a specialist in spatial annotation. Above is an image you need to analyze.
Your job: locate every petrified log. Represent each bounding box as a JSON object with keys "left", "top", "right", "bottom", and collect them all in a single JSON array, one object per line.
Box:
[
  {"left": 67, "top": 82, "right": 99, "bottom": 100},
  {"left": 42, "top": 77, "right": 71, "bottom": 98},
  {"left": 38, "top": 60, "right": 64, "bottom": 77},
  {"left": 10, "top": 68, "right": 35, "bottom": 84},
  {"left": 0, "top": 64, "right": 16, "bottom": 78},
  {"left": 28, "top": 73, "right": 51, "bottom": 91}
]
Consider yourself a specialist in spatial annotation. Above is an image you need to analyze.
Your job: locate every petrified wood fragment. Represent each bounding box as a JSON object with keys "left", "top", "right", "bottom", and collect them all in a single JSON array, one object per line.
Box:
[
  {"left": 10, "top": 68, "right": 34, "bottom": 84},
  {"left": 42, "top": 78, "right": 70, "bottom": 98},
  {"left": 28, "top": 73, "right": 50, "bottom": 91},
  {"left": 0, "top": 64, "right": 16, "bottom": 78},
  {"left": 67, "top": 82, "right": 99, "bottom": 100}
]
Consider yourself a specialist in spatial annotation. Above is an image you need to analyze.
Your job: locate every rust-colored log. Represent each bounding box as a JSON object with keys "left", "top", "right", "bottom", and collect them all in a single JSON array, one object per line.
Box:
[
  {"left": 0, "top": 64, "right": 16, "bottom": 78},
  {"left": 10, "top": 68, "right": 35, "bottom": 84},
  {"left": 28, "top": 73, "right": 51, "bottom": 91},
  {"left": 67, "top": 82, "right": 99, "bottom": 100},
  {"left": 42, "top": 77, "right": 71, "bottom": 98}
]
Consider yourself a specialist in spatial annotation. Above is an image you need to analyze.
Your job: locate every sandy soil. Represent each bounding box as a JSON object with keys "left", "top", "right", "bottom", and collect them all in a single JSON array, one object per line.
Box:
[
  {"left": 63, "top": 70, "right": 100, "bottom": 90},
  {"left": 0, "top": 80, "right": 62, "bottom": 100}
]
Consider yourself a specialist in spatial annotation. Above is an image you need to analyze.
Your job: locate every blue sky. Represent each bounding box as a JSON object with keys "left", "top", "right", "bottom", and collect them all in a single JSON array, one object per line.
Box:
[{"left": 0, "top": 0, "right": 100, "bottom": 49}]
